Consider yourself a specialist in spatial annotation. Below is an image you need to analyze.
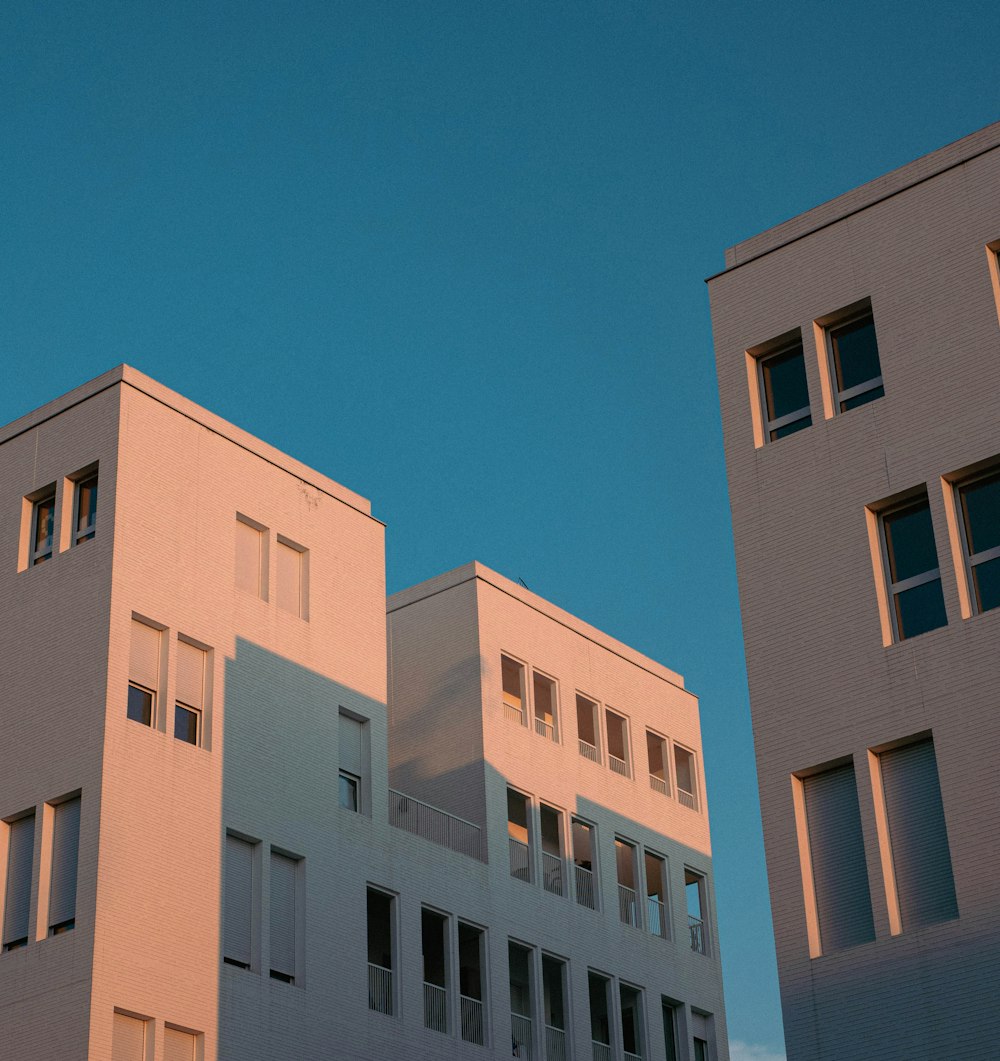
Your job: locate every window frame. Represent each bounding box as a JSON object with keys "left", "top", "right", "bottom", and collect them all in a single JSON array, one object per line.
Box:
[
  {"left": 338, "top": 770, "right": 360, "bottom": 813},
  {"left": 604, "top": 707, "right": 631, "bottom": 779},
  {"left": 501, "top": 653, "right": 528, "bottom": 728},
  {"left": 823, "top": 302, "right": 883, "bottom": 413},
  {"left": 70, "top": 468, "right": 98, "bottom": 546},
  {"left": 575, "top": 692, "right": 602, "bottom": 764},
  {"left": 29, "top": 487, "right": 57, "bottom": 566},
  {"left": 531, "top": 669, "right": 559, "bottom": 742},
  {"left": 672, "top": 742, "right": 699, "bottom": 811},
  {"left": 954, "top": 467, "right": 1000, "bottom": 617},
  {"left": 753, "top": 333, "right": 812, "bottom": 443}
]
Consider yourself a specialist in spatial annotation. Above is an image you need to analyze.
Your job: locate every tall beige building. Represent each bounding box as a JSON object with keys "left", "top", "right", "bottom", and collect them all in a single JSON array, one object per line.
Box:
[
  {"left": 0, "top": 366, "right": 728, "bottom": 1061},
  {"left": 709, "top": 122, "right": 1000, "bottom": 1059}
]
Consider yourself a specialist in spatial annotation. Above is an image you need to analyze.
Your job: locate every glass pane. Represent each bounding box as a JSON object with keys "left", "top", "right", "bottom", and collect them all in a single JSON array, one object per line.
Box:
[
  {"left": 174, "top": 704, "right": 199, "bottom": 744},
  {"left": 76, "top": 476, "right": 98, "bottom": 536},
  {"left": 769, "top": 413, "right": 811, "bottom": 441},
  {"left": 339, "top": 773, "right": 358, "bottom": 811},
  {"left": 127, "top": 684, "right": 153, "bottom": 725},
  {"left": 961, "top": 473, "right": 1000, "bottom": 555},
  {"left": 832, "top": 315, "right": 881, "bottom": 392},
  {"left": 884, "top": 501, "right": 938, "bottom": 583},
  {"left": 840, "top": 383, "right": 884, "bottom": 411},
  {"left": 894, "top": 578, "right": 947, "bottom": 640},
  {"left": 34, "top": 496, "right": 55, "bottom": 556},
  {"left": 972, "top": 555, "right": 1000, "bottom": 613},
  {"left": 761, "top": 344, "right": 809, "bottom": 422}
]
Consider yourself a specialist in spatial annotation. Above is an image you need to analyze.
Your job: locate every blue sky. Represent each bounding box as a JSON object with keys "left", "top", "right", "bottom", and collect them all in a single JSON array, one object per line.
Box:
[{"left": 3, "top": 2, "right": 998, "bottom": 1056}]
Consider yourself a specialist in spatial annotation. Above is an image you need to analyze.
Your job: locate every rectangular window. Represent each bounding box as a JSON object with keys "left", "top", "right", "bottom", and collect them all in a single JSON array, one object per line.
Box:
[
  {"left": 645, "top": 852, "right": 668, "bottom": 940},
  {"left": 758, "top": 337, "right": 811, "bottom": 441},
  {"left": 533, "top": 671, "right": 558, "bottom": 741},
  {"left": 72, "top": 471, "right": 98, "bottom": 545},
  {"left": 507, "top": 788, "right": 531, "bottom": 883},
  {"left": 662, "top": 1000, "right": 680, "bottom": 1061},
  {"left": 877, "top": 736, "right": 957, "bottom": 931},
  {"left": 798, "top": 762, "right": 875, "bottom": 954},
  {"left": 269, "top": 850, "right": 299, "bottom": 984},
  {"left": 422, "top": 908, "right": 449, "bottom": 1033},
  {"left": 235, "top": 516, "right": 266, "bottom": 599},
  {"left": 576, "top": 693, "right": 601, "bottom": 763},
  {"left": 3, "top": 812, "right": 35, "bottom": 951},
  {"left": 685, "top": 869, "right": 710, "bottom": 955},
  {"left": 175, "top": 639, "right": 207, "bottom": 747},
  {"left": 879, "top": 494, "right": 947, "bottom": 641},
  {"left": 48, "top": 796, "right": 81, "bottom": 935},
  {"left": 367, "top": 888, "right": 395, "bottom": 1015},
  {"left": 508, "top": 941, "right": 534, "bottom": 1060},
  {"left": 502, "top": 655, "right": 526, "bottom": 726},
  {"left": 691, "top": 1012, "right": 713, "bottom": 1061},
  {"left": 542, "top": 955, "right": 568, "bottom": 1060},
  {"left": 128, "top": 619, "right": 161, "bottom": 728},
  {"left": 539, "top": 803, "right": 564, "bottom": 897},
  {"left": 615, "top": 838, "right": 640, "bottom": 928},
  {"left": 572, "top": 818, "right": 597, "bottom": 910},
  {"left": 956, "top": 469, "right": 1000, "bottom": 615},
  {"left": 588, "top": 971, "right": 613, "bottom": 1058},
  {"left": 30, "top": 488, "right": 56, "bottom": 565},
  {"left": 826, "top": 303, "right": 883, "bottom": 412},
  {"left": 223, "top": 834, "right": 255, "bottom": 970},
  {"left": 339, "top": 712, "right": 366, "bottom": 814},
  {"left": 276, "top": 537, "right": 307, "bottom": 618},
  {"left": 673, "top": 744, "right": 698, "bottom": 811},
  {"left": 620, "top": 983, "right": 645, "bottom": 1061},
  {"left": 646, "top": 731, "right": 669, "bottom": 796},
  {"left": 112, "top": 1012, "right": 150, "bottom": 1061},
  {"left": 458, "top": 922, "right": 486, "bottom": 1046},
  {"left": 164, "top": 1027, "right": 199, "bottom": 1061},
  {"left": 605, "top": 709, "right": 630, "bottom": 778}
]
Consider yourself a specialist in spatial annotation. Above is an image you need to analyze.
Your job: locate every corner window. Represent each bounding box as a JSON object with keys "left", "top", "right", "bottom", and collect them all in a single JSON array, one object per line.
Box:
[
  {"left": 956, "top": 469, "right": 1000, "bottom": 615},
  {"left": 826, "top": 305, "right": 883, "bottom": 412},
  {"left": 128, "top": 619, "right": 162, "bottom": 728},
  {"left": 72, "top": 471, "right": 98, "bottom": 545},
  {"left": 879, "top": 494, "right": 947, "bottom": 641},
  {"left": 30, "top": 488, "right": 56, "bottom": 566},
  {"left": 758, "top": 337, "right": 811, "bottom": 441}
]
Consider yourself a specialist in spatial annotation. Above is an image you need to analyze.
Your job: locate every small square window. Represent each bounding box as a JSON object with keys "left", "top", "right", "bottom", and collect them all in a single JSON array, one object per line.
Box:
[
  {"left": 30, "top": 490, "right": 56, "bottom": 565},
  {"left": 339, "top": 770, "right": 359, "bottom": 812},
  {"left": 956, "top": 469, "right": 1000, "bottom": 615},
  {"left": 174, "top": 703, "right": 200, "bottom": 745},
  {"left": 827, "top": 307, "right": 883, "bottom": 412},
  {"left": 127, "top": 683, "right": 155, "bottom": 726},
  {"left": 758, "top": 339, "right": 811, "bottom": 441},
  {"left": 72, "top": 473, "right": 98, "bottom": 545},
  {"left": 880, "top": 495, "right": 947, "bottom": 641}
]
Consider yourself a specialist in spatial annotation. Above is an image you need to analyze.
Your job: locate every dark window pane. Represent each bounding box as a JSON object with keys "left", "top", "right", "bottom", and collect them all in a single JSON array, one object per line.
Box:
[
  {"left": 894, "top": 578, "right": 947, "bottom": 640},
  {"left": 832, "top": 315, "right": 881, "bottom": 392},
  {"left": 174, "top": 704, "right": 199, "bottom": 744},
  {"left": 961, "top": 473, "right": 1000, "bottom": 555},
  {"left": 884, "top": 502, "right": 938, "bottom": 583},
  {"left": 339, "top": 773, "right": 358, "bottom": 810},
  {"left": 840, "top": 384, "right": 884, "bottom": 412},
  {"left": 762, "top": 344, "right": 809, "bottom": 423},
  {"left": 34, "top": 495, "right": 55, "bottom": 559},
  {"left": 770, "top": 414, "right": 812, "bottom": 441},
  {"left": 76, "top": 475, "right": 98, "bottom": 540},
  {"left": 127, "top": 684, "right": 153, "bottom": 726},
  {"left": 972, "top": 555, "right": 1000, "bottom": 613}
]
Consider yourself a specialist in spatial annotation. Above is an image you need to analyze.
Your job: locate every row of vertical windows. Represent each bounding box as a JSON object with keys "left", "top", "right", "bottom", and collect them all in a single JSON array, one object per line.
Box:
[
  {"left": 2, "top": 794, "right": 81, "bottom": 952},
  {"left": 20, "top": 465, "right": 98, "bottom": 569},
  {"left": 112, "top": 1010, "right": 200, "bottom": 1061},
  {"left": 235, "top": 514, "right": 309, "bottom": 620}
]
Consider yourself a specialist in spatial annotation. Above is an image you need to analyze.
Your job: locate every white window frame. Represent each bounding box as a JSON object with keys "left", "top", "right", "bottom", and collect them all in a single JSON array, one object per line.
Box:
[{"left": 756, "top": 336, "right": 811, "bottom": 441}]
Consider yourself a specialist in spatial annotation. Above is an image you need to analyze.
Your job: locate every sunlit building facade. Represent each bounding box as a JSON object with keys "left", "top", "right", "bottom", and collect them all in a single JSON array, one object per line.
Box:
[
  {"left": 0, "top": 366, "right": 728, "bottom": 1061},
  {"left": 709, "top": 122, "right": 1000, "bottom": 1059}
]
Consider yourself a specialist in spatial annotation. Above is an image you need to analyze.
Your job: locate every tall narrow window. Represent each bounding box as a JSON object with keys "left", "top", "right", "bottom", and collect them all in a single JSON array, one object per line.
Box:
[
  {"left": 588, "top": 972, "right": 613, "bottom": 1061},
  {"left": 502, "top": 655, "right": 526, "bottom": 726},
  {"left": 645, "top": 852, "right": 668, "bottom": 939},
  {"left": 620, "top": 984, "right": 645, "bottom": 1061},
  {"left": 533, "top": 671, "right": 558, "bottom": 741},
  {"left": 3, "top": 812, "right": 35, "bottom": 951},
  {"left": 223, "top": 834, "right": 255, "bottom": 970},
  {"left": 879, "top": 494, "right": 947, "bottom": 641},
  {"left": 276, "top": 537, "right": 307, "bottom": 618},
  {"left": 175, "top": 639, "right": 207, "bottom": 747},
  {"left": 685, "top": 870, "right": 710, "bottom": 955},
  {"left": 128, "top": 619, "right": 161, "bottom": 728},
  {"left": 235, "top": 516, "right": 266, "bottom": 599},
  {"left": 30, "top": 488, "right": 56, "bottom": 565},
  {"left": 339, "top": 712, "right": 366, "bottom": 813},
  {"left": 826, "top": 305, "right": 883, "bottom": 412},
  {"left": 507, "top": 789, "right": 531, "bottom": 883},
  {"left": 577, "top": 694, "right": 601, "bottom": 763},
  {"left": 662, "top": 1000, "right": 680, "bottom": 1061},
  {"left": 572, "top": 818, "right": 597, "bottom": 910},
  {"left": 605, "top": 709, "right": 630, "bottom": 778},
  {"left": 367, "top": 888, "right": 395, "bottom": 1015},
  {"left": 508, "top": 941, "right": 534, "bottom": 1060},
  {"left": 615, "top": 838, "right": 640, "bottom": 928},
  {"left": 691, "top": 1013, "right": 713, "bottom": 1061},
  {"left": 646, "top": 731, "right": 669, "bottom": 796},
  {"left": 758, "top": 338, "right": 811, "bottom": 441},
  {"left": 458, "top": 922, "right": 486, "bottom": 1046},
  {"left": 878, "top": 737, "right": 957, "bottom": 930},
  {"left": 539, "top": 803, "right": 564, "bottom": 897},
  {"left": 542, "top": 955, "right": 568, "bottom": 1061},
  {"left": 72, "top": 472, "right": 98, "bottom": 545},
  {"left": 269, "top": 850, "right": 299, "bottom": 984},
  {"left": 800, "top": 763, "right": 875, "bottom": 954},
  {"left": 48, "top": 796, "right": 81, "bottom": 935},
  {"left": 164, "top": 1027, "right": 199, "bottom": 1061},
  {"left": 422, "top": 908, "right": 449, "bottom": 1033},
  {"left": 112, "top": 1012, "right": 149, "bottom": 1061},
  {"left": 673, "top": 744, "right": 699, "bottom": 811},
  {"left": 956, "top": 469, "right": 1000, "bottom": 614}
]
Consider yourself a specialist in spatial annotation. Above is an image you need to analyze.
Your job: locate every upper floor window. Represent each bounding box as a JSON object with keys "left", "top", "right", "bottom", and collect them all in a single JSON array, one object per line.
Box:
[
  {"left": 576, "top": 694, "right": 601, "bottom": 763},
  {"left": 128, "top": 618, "right": 162, "bottom": 728},
  {"left": 501, "top": 655, "right": 526, "bottom": 726},
  {"left": 2, "top": 812, "right": 35, "bottom": 951},
  {"left": 47, "top": 796, "right": 81, "bottom": 936},
  {"left": 571, "top": 818, "right": 598, "bottom": 911},
  {"left": 30, "top": 488, "right": 56, "bottom": 566},
  {"left": 235, "top": 515, "right": 267, "bottom": 600},
  {"left": 685, "top": 869, "right": 711, "bottom": 956},
  {"left": 532, "top": 671, "right": 558, "bottom": 741},
  {"left": 276, "top": 537, "right": 308, "bottom": 619},
  {"left": 367, "top": 887, "right": 396, "bottom": 1016},
  {"left": 879, "top": 493, "right": 947, "bottom": 641},
  {"left": 507, "top": 788, "right": 531, "bottom": 883},
  {"left": 339, "top": 711, "right": 368, "bottom": 814},
  {"left": 646, "top": 730, "right": 669, "bottom": 796},
  {"left": 955, "top": 468, "right": 1000, "bottom": 615},
  {"left": 673, "top": 744, "right": 699, "bottom": 811},
  {"left": 758, "top": 337, "right": 811, "bottom": 441},
  {"left": 223, "top": 833, "right": 257, "bottom": 971},
  {"left": 72, "top": 471, "right": 98, "bottom": 545},
  {"left": 605, "top": 708, "right": 631, "bottom": 779},
  {"left": 825, "top": 304, "right": 883, "bottom": 412}
]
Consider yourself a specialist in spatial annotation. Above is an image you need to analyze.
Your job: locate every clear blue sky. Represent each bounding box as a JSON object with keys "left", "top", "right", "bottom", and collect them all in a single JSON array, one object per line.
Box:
[{"left": 2, "top": 3, "right": 997, "bottom": 1057}]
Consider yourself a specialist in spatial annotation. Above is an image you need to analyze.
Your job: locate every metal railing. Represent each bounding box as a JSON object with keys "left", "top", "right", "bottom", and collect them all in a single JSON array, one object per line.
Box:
[
  {"left": 574, "top": 864, "right": 597, "bottom": 910},
  {"left": 579, "top": 738, "right": 600, "bottom": 763},
  {"left": 647, "top": 896, "right": 668, "bottom": 938},
  {"left": 461, "top": 995, "right": 485, "bottom": 1045},
  {"left": 509, "top": 837, "right": 531, "bottom": 882},
  {"left": 546, "top": 1025, "right": 568, "bottom": 1061},
  {"left": 592, "top": 1041, "right": 613, "bottom": 1061},
  {"left": 649, "top": 774, "right": 668, "bottom": 796},
  {"left": 689, "top": 915, "right": 707, "bottom": 954},
  {"left": 625, "top": 1051, "right": 643, "bottom": 1061},
  {"left": 504, "top": 700, "right": 526, "bottom": 725},
  {"left": 677, "top": 786, "right": 698, "bottom": 811},
  {"left": 389, "top": 790, "right": 483, "bottom": 860},
  {"left": 535, "top": 716, "right": 556, "bottom": 740},
  {"left": 609, "top": 753, "right": 630, "bottom": 778},
  {"left": 511, "top": 1013, "right": 533, "bottom": 1059},
  {"left": 542, "top": 852, "right": 564, "bottom": 896},
  {"left": 618, "top": 883, "right": 639, "bottom": 927},
  {"left": 368, "top": 962, "right": 393, "bottom": 1015},
  {"left": 424, "top": 981, "right": 447, "bottom": 1032}
]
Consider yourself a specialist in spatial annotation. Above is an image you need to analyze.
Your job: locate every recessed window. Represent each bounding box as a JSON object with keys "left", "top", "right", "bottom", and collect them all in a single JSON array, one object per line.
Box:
[
  {"left": 458, "top": 922, "right": 486, "bottom": 1045},
  {"left": 224, "top": 833, "right": 257, "bottom": 971},
  {"left": 164, "top": 1026, "right": 200, "bottom": 1060},
  {"left": 685, "top": 869, "right": 710, "bottom": 956},
  {"left": 72, "top": 472, "right": 98, "bottom": 545},
  {"left": 571, "top": 818, "right": 598, "bottom": 911},
  {"left": 30, "top": 489, "right": 56, "bottom": 566},
  {"left": 508, "top": 941, "right": 535, "bottom": 1059},
  {"left": 501, "top": 655, "right": 526, "bottom": 726},
  {"left": 339, "top": 771, "right": 359, "bottom": 812},
  {"left": 276, "top": 537, "right": 308, "bottom": 619},
  {"left": 127, "top": 684, "right": 154, "bottom": 726},
  {"left": 673, "top": 743, "right": 699, "bottom": 811},
  {"left": 646, "top": 730, "right": 669, "bottom": 796},
  {"left": 758, "top": 338, "right": 811, "bottom": 441},
  {"left": 615, "top": 837, "right": 640, "bottom": 928},
  {"left": 2, "top": 812, "right": 35, "bottom": 951},
  {"left": 421, "top": 908, "right": 450, "bottom": 1033},
  {"left": 339, "top": 712, "right": 368, "bottom": 814},
  {"left": 956, "top": 469, "right": 1000, "bottom": 615},
  {"left": 576, "top": 694, "right": 601, "bottom": 763},
  {"left": 826, "top": 306, "right": 883, "bottom": 412},
  {"left": 47, "top": 796, "right": 81, "bottom": 936},
  {"left": 128, "top": 619, "right": 161, "bottom": 728},
  {"left": 367, "top": 888, "right": 396, "bottom": 1016},
  {"left": 175, "top": 639, "right": 208, "bottom": 747},
  {"left": 879, "top": 494, "right": 947, "bottom": 641},
  {"left": 539, "top": 803, "right": 565, "bottom": 897},
  {"left": 113, "top": 1012, "right": 150, "bottom": 1060},
  {"left": 619, "top": 983, "right": 646, "bottom": 1061},
  {"left": 645, "top": 851, "right": 669, "bottom": 940},
  {"left": 507, "top": 788, "right": 531, "bottom": 883},
  {"left": 270, "top": 849, "right": 301, "bottom": 984},
  {"left": 235, "top": 515, "right": 267, "bottom": 599},
  {"left": 605, "top": 708, "right": 631, "bottom": 778},
  {"left": 532, "top": 671, "right": 558, "bottom": 741}
]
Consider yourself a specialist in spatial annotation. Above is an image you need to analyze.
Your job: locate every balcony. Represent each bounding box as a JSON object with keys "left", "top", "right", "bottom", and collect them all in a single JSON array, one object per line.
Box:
[
  {"left": 689, "top": 915, "right": 707, "bottom": 954},
  {"left": 535, "top": 716, "right": 556, "bottom": 740},
  {"left": 504, "top": 698, "right": 526, "bottom": 726},
  {"left": 511, "top": 1013, "right": 533, "bottom": 1059},
  {"left": 424, "top": 981, "right": 447, "bottom": 1033},
  {"left": 579, "top": 738, "right": 600, "bottom": 764},
  {"left": 542, "top": 852, "right": 564, "bottom": 896},
  {"left": 649, "top": 773, "right": 668, "bottom": 796},
  {"left": 574, "top": 864, "right": 597, "bottom": 910},
  {"left": 389, "top": 789, "right": 483, "bottom": 860},
  {"left": 609, "top": 753, "right": 630, "bottom": 778},
  {"left": 509, "top": 837, "right": 531, "bottom": 882},
  {"left": 618, "top": 883, "right": 639, "bottom": 927},
  {"left": 461, "top": 995, "right": 485, "bottom": 1046},
  {"left": 592, "top": 1041, "right": 613, "bottom": 1061},
  {"left": 677, "top": 786, "right": 698, "bottom": 811},
  {"left": 368, "top": 962, "right": 393, "bottom": 1015},
  {"left": 546, "top": 1025, "right": 568, "bottom": 1061},
  {"left": 647, "top": 896, "right": 667, "bottom": 939},
  {"left": 625, "top": 1052, "right": 643, "bottom": 1061}
]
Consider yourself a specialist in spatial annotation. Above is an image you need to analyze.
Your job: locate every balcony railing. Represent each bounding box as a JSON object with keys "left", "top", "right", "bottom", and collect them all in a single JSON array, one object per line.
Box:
[
  {"left": 368, "top": 962, "right": 393, "bottom": 1015},
  {"left": 677, "top": 786, "right": 698, "bottom": 811},
  {"left": 689, "top": 915, "right": 707, "bottom": 954},
  {"left": 504, "top": 699, "right": 526, "bottom": 726},
  {"left": 647, "top": 896, "right": 668, "bottom": 939},
  {"left": 424, "top": 981, "right": 447, "bottom": 1033},
  {"left": 579, "top": 738, "right": 600, "bottom": 764},
  {"left": 649, "top": 774, "right": 668, "bottom": 796},
  {"left": 511, "top": 1013, "right": 533, "bottom": 1059},
  {"left": 546, "top": 1025, "right": 568, "bottom": 1061},
  {"left": 574, "top": 863, "right": 597, "bottom": 910},
  {"left": 461, "top": 995, "right": 485, "bottom": 1045},
  {"left": 618, "top": 883, "right": 639, "bottom": 927},
  {"left": 542, "top": 852, "right": 564, "bottom": 896},
  {"left": 624, "top": 1051, "right": 643, "bottom": 1061},
  {"left": 535, "top": 715, "right": 556, "bottom": 740},
  {"left": 389, "top": 789, "right": 483, "bottom": 861},
  {"left": 509, "top": 837, "right": 531, "bottom": 882},
  {"left": 592, "top": 1041, "right": 613, "bottom": 1061},
  {"left": 609, "top": 753, "right": 629, "bottom": 778}
]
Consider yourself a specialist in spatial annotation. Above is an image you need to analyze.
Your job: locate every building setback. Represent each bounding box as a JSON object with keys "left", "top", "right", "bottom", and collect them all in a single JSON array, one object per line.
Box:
[
  {"left": 0, "top": 366, "right": 729, "bottom": 1061},
  {"left": 709, "top": 121, "right": 1000, "bottom": 1059}
]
